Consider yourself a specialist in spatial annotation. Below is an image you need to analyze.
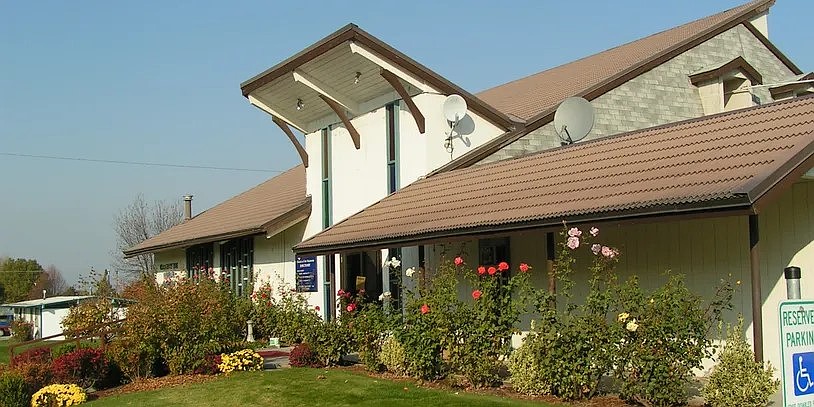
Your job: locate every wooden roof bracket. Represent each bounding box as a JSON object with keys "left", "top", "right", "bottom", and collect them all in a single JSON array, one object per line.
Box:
[
  {"left": 271, "top": 116, "right": 309, "bottom": 167},
  {"left": 320, "top": 94, "right": 361, "bottom": 149},
  {"left": 380, "top": 69, "right": 425, "bottom": 134}
]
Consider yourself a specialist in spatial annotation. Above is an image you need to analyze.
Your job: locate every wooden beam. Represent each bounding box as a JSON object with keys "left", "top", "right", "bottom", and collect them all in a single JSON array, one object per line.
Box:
[
  {"left": 319, "top": 94, "right": 360, "bottom": 150},
  {"left": 248, "top": 95, "right": 308, "bottom": 133},
  {"left": 349, "top": 41, "right": 434, "bottom": 93},
  {"left": 271, "top": 116, "right": 309, "bottom": 168},
  {"left": 380, "top": 69, "right": 425, "bottom": 134},
  {"left": 293, "top": 70, "right": 360, "bottom": 114}
]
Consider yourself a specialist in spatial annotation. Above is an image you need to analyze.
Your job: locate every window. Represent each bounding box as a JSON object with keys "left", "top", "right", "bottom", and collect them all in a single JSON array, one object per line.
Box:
[
  {"left": 220, "top": 237, "right": 254, "bottom": 297},
  {"left": 386, "top": 102, "right": 400, "bottom": 194},
  {"left": 186, "top": 243, "right": 213, "bottom": 280},
  {"left": 479, "top": 237, "right": 510, "bottom": 285},
  {"left": 321, "top": 127, "right": 332, "bottom": 229}
]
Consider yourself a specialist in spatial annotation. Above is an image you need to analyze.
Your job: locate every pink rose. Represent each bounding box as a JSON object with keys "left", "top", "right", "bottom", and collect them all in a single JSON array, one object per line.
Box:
[
  {"left": 591, "top": 244, "right": 601, "bottom": 255},
  {"left": 568, "top": 227, "right": 582, "bottom": 237},
  {"left": 589, "top": 227, "right": 599, "bottom": 237},
  {"left": 601, "top": 246, "right": 617, "bottom": 259},
  {"left": 567, "top": 236, "right": 580, "bottom": 250},
  {"left": 454, "top": 256, "right": 464, "bottom": 266}
]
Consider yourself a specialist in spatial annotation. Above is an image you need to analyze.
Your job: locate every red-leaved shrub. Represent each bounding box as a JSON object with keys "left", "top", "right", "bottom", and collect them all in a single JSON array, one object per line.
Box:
[
  {"left": 289, "top": 343, "right": 319, "bottom": 367},
  {"left": 11, "top": 347, "right": 51, "bottom": 366},
  {"left": 192, "top": 354, "right": 223, "bottom": 375},
  {"left": 51, "top": 348, "right": 109, "bottom": 389}
]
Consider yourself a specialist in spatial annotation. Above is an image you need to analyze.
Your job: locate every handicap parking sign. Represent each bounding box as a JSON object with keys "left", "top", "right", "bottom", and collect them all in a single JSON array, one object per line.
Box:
[
  {"left": 794, "top": 352, "right": 814, "bottom": 396},
  {"left": 780, "top": 300, "right": 814, "bottom": 406}
]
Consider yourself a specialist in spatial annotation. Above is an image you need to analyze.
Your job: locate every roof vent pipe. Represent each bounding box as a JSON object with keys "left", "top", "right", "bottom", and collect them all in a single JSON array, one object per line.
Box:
[{"left": 183, "top": 195, "right": 193, "bottom": 221}]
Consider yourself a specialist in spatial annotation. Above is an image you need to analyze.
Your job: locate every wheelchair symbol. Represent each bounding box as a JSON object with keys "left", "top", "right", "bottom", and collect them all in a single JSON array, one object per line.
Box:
[
  {"left": 794, "top": 352, "right": 814, "bottom": 396},
  {"left": 799, "top": 356, "right": 814, "bottom": 393}
]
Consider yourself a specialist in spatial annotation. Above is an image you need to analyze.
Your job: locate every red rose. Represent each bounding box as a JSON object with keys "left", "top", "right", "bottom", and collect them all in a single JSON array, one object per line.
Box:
[
  {"left": 519, "top": 263, "right": 530, "bottom": 273},
  {"left": 347, "top": 303, "right": 357, "bottom": 312},
  {"left": 472, "top": 290, "right": 482, "bottom": 300},
  {"left": 487, "top": 266, "right": 497, "bottom": 276},
  {"left": 477, "top": 266, "right": 486, "bottom": 275},
  {"left": 454, "top": 256, "right": 463, "bottom": 266},
  {"left": 315, "top": 306, "right": 320, "bottom": 311},
  {"left": 420, "top": 304, "right": 430, "bottom": 315},
  {"left": 498, "top": 262, "right": 509, "bottom": 272}
]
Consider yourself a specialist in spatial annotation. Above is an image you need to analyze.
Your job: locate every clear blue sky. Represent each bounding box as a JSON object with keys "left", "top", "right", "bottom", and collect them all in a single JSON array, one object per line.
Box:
[{"left": 1, "top": 1, "right": 811, "bottom": 286}]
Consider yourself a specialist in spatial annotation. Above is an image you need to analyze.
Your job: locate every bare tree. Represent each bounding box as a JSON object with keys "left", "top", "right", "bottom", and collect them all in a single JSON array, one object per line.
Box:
[
  {"left": 112, "top": 194, "right": 183, "bottom": 280},
  {"left": 44, "top": 265, "right": 68, "bottom": 295}
]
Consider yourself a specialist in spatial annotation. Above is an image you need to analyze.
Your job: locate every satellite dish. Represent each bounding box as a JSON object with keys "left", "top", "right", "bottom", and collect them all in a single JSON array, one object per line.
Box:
[
  {"left": 443, "top": 94, "right": 467, "bottom": 123},
  {"left": 554, "top": 97, "right": 594, "bottom": 144}
]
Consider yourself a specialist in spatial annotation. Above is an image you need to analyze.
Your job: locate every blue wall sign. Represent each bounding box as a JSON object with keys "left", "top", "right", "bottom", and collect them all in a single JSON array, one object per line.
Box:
[{"left": 295, "top": 256, "right": 318, "bottom": 292}]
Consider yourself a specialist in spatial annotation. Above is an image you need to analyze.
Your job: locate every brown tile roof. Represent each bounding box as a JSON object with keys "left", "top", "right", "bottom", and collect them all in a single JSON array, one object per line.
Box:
[
  {"left": 477, "top": 0, "right": 772, "bottom": 121},
  {"left": 295, "top": 95, "right": 814, "bottom": 255},
  {"left": 436, "top": 0, "right": 802, "bottom": 174},
  {"left": 125, "top": 165, "right": 309, "bottom": 257}
]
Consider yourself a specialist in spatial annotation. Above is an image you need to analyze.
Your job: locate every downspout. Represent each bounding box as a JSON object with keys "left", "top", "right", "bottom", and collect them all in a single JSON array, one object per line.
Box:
[{"left": 749, "top": 214, "right": 764, "bottom": 362}]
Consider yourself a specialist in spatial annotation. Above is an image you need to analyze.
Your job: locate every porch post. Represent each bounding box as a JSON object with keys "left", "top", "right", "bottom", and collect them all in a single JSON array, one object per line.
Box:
[
  {"left": 546, "top": 232, "right": 556, "bottom": 308},
  {"left": 749, "top": 214, "right": 764, "bottom": 362}
]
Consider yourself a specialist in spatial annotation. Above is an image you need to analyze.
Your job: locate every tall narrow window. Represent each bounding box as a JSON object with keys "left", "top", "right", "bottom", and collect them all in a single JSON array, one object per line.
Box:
[
  {"left": 186, "top": 243, "right": 213, "bottom": 280},
  {"left": 321, "top": 127, "right": 332, "bottom": 229},
  {"left": 386, "top": 102, "right": 400, "bottom": 194},
  {"left": 220, "top": 237, "right": 254, "bottom": 297}
]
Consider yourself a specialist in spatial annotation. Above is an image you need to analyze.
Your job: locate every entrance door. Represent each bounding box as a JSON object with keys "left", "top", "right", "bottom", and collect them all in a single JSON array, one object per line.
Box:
[{"left": 342, "top": 250, "right": 382, "bottom": 302}]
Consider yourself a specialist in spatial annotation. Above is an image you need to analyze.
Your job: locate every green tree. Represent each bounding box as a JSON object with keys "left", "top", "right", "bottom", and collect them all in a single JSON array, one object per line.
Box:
[{"left": 0, "top": 257, "right": 43, "bottom": 303}]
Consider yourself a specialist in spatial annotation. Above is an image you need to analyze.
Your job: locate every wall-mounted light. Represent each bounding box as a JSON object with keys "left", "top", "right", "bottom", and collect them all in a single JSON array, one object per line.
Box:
[
  {"left": 354, "top": 71, "right": 362, "bottom": 84},
  {"left": 296, "top": 98, "right": 304, "bottom": 111}
]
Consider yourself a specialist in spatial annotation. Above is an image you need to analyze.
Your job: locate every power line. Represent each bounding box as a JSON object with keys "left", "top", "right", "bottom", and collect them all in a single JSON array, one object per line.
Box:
[{"left": 0, "top": 152, "right": 284, "bottom": 173}]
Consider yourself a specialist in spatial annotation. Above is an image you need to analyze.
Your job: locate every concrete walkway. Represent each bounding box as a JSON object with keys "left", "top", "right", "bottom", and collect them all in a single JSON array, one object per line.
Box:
[{"left": 256, "top": 347, "right": 292, "bottom": 370}]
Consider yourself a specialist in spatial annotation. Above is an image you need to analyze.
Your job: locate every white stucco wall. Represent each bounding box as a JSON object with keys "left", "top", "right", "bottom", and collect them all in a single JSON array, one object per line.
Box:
[
  {"left": 299, "top": 91, "right": 506, "bottom": 316},
  {"left": 154, "top": 249, "right": 187, "bottom": 285}
]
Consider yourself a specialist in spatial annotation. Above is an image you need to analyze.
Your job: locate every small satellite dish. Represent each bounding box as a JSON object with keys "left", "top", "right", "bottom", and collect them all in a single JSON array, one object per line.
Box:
[
  {"left": 443, "top": 94, "right": 467, "bottom": 123},
  {"left": 554, "top": 97, "right": 594, "bottom": 144}
]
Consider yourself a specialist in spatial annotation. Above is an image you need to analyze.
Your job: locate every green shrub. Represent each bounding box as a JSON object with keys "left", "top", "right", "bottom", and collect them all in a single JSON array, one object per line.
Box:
[
  {"left": 51, "top": 343, "right": 78, "bottom": 359},
  {"left": 378, "top": 335, "right": 407, "bottom": 376},
  {"left": 113, "top": 275, "right": 251, "bottom": 378},
  {"left": 702, "top": 317, "right": 779, "bottom": 407},
  {"left": 509, "top": 315, "right": 616, "bottom": 400},
  {"left": 10, "top": 362, "right": 53, "bottom": 398},
  {"left": 252, "top": 282, "right": 320, "bottom": 346},
  {"left": 507, "top": 331, "right": 549, "bottom": 395},
  {"left": 0, "top": 370, "right": 28, "bottom": 407},
  {"left": 615, "top": 275, "right": 731, "bottom": 406},
  {"left": 10, "top": 320, "right": 33, "bottom": 342},
  {"left": 507, "top": 226, "right": 733, "bottom": 403},
  {"left": 345, "top": 296, "right": 391, "bottom": 372},
  {"left": 303, "top": 319, "right": 351, "bottom": 367},
  {"left": 105, "top": 336, "right": 161, "bottom": 381},
  {"left": 61, "top": 299, "right": 116, "bottom": 340}
]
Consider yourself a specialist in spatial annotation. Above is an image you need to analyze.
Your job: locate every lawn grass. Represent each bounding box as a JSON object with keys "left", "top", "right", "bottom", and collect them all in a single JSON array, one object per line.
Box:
[
  {"left": 0, "top": 339, "right": 10, "bottom": 365},
  {"left": 87, "top": 368, "right": 557, "bottom": 407}
]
